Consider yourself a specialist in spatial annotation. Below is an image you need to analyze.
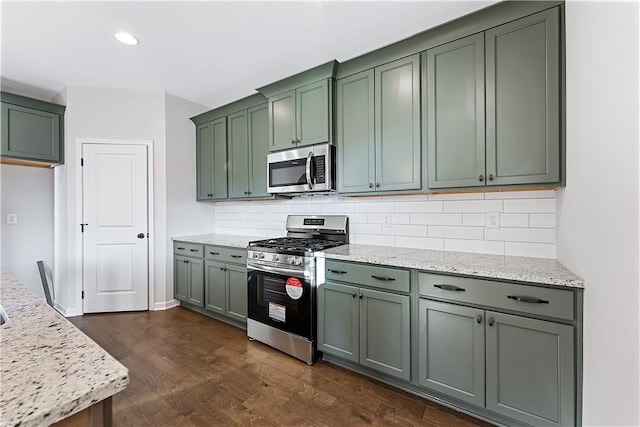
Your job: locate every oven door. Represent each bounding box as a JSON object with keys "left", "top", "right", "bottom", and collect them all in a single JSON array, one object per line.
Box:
[{"left": 247, "top": 264, "right": 313, "bottom": 340}]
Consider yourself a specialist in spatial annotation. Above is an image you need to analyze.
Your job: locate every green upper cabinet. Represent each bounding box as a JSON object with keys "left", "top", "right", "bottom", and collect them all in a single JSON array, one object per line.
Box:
[
  {"left": 486, "top": 7, "right": 560, "bottom": 186},
  {"left": 337, "top": 55, "right": 421, "bottom": 194},
  {"left": 425, "top": 7, "right": 561, "bottom": 190},
  {"left": 1, "top": 92, "right": 65, "bottom": 165},
  {"left": 258, "top": 61, "right": 338, "bottom": 152},
  {"left": 426, "top": 34, "right": 485, "bottom": 189},
  {"left": 196, "top": 117, "right": 227, "bottom": 200},
  {"left": 228, "top": 103, "right": 270, "bottom": 199},
  {"left": 336, "top": 70, "right": 375, "bottom": 193}
]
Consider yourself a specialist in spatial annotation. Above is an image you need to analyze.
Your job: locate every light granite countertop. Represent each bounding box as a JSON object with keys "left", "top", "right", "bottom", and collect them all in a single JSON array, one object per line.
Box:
[
  {"left": 0, "top": 270, "right": 129, "bottom": 427},
  {"left": 172, "top": 233, "right": 261, "bottom": 249},
  {"left": 171, "top": 234, "right": 584, "bottom": 289},
  {"left": 321, "top": 244, "right": 584, "bottom": 288}
]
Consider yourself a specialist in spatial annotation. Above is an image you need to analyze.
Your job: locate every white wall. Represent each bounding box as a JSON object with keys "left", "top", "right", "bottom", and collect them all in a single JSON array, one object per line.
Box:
[
  {"left": 56, "top": 86, "right": 167, "bottom": 315},
  {"left": 164, "top": 93, "right": 215, "bottom": 309},
  {"left": 213, "top": 190, "right": 559, "bottom": 258},
  {"left": 558, "top": 2, "right": 640, "bottom": 426},
  {"left": 0, "top": 165, "right": 54, "bottom": 299}
]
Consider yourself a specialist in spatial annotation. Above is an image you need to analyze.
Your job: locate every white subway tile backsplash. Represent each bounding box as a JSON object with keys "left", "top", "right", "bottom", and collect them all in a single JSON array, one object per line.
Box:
[
  {"left": 505, "top": 242, "right": 556, "bottom": 258},
  {"left": 462, "top": 213, "right": 485, "bottom": 226},
  {"left": 503, "top": 198, "right": 555, "bottom": 213},
  {"left": 484, "top": 189, "right": 557, "bottom": 199},
  {"left": 443, "top": 200, "right": 503, "bottom": 213},
  {"left": 428, "top": 193, "right": 484, "bottom": 201},
  {"left": 500, "top": 213, "right": 529, "bottom": 227},
  {"left": 529, "top": 213, "right": 556, "bottom": 228},
  {"left": 444, "top": 239, "right": 505, "bottom": 255},
  {"left": 396, "top": 236, "right": 444, "bottom": 250},
  {"left": 381, "top": 224, "right": 428, "bottom": 237},
  {"left": 210, "top": 190, "right": 558, "bottom": 259},
  {"left": 411, "top": 213, "right": 462, "bottom": 226},
  {"left": 429, "top": 225, "right": 484, "bottom": 240},
  {"left": 394, "top": 201, "right": 443, "bottom": 213},
  {"left": 485, "top": 227, "right": 555, "bottom": 243},
  {"left": 354, "top": 202, "right": 395, "bottom": 213}
]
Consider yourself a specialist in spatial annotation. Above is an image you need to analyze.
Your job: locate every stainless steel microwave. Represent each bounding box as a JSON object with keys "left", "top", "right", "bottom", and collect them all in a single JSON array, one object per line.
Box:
[{"left": 267, "top": 144, "right": 336, "bottom": 194}]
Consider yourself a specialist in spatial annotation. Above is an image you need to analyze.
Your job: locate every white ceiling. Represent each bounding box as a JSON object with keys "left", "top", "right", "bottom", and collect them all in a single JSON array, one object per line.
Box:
[{"left": 1, "top": 1, "right": 497, "bottom": 109}]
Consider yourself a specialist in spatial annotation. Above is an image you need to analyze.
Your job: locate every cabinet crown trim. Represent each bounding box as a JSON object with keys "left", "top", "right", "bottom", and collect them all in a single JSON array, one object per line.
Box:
[
  {"left": 257, "top": 60, "right": 339, "bottom": 98},
  {"left": 190, "top": 93, "right": 266, "bottom": 125}
]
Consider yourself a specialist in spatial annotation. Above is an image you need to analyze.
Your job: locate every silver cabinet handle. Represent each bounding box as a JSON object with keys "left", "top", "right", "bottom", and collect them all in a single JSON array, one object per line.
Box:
[
  {"left": 209, "top": 252, "right": 220, "bottom": 255},
  {"left": 434, "top": 284, "right": 465, "bottom": 292},
  {"left": 476, "top": 314, "right": 483, "bottom": 324},
  {"left": 488, "top": 317, "right": 495, "bottom": 326},
  {"left": 371, "top": 275, "right": 395, "bottom": 282},
  {"left": 507, "top": 295, "right": 549, "bottom": 304},
  {"left": 230, "top": 255, "right": 242, "bottom": 259},
  {"left": 328, "top": 269, "right": 347, "bottom": 274}
]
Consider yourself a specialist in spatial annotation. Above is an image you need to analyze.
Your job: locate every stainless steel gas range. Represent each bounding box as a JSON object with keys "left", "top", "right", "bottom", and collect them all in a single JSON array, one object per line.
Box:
[{"left": 246, "top": 215, "right": 349, "bottom": 364}]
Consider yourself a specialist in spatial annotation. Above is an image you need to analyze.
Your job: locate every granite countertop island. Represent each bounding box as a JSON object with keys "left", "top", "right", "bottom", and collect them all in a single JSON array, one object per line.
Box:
[
  {"left": 0, "top": 270, "right": 129, "bottom": 427},
  {"left": 172, "top": 234, "right": 584, "bottom": 289}
]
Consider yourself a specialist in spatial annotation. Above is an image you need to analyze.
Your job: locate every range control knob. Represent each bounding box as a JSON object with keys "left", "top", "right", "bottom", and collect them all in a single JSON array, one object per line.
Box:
[
  {"left": 273, "top": 254, "right": 280, "bottom": 262},
  {"left": 252, "top": 252, "right": 258, "bottom": 259},
  {"left": 294, "top": 257, "right": 303, "bottom": 266},
  {"left": 287, "top": 256, "right": 295, "bottom": 265},
  {"left": 258, "top": 253, "right": 265, "bottom": 259}
]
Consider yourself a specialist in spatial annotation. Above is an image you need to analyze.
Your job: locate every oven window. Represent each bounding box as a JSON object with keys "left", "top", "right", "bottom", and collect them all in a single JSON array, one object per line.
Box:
[
  {"left": 269, "top": 159, "right": 307, "bottom": 187},
  {"left": 248, "top": 269, "right": 313, "bottom": 340}
]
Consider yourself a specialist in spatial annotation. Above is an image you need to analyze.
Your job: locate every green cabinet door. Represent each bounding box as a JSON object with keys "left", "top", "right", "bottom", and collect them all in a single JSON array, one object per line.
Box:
[
  {"left": 188, "top": 258, "right": 204, "bottom": 307},
  {"left": 269, "top": 89, "right": 296, "bottom": 151},
  {"left": 360, "top": 287, "right": 411, "bottom": 381},
  {"left": 296, "top": 79, "right": 330, "bottom": 147},
  {"left": 247, "top": 103, "right": 269, "bottom": 198},
  {"left": 226, "top": 264, "right": 247, "bottom": 323},
  {"left": 486, "top": 311, "right": 574, "bottom": 427},
  {"left": 336, "top": 70, "right": 375, "bottom": 193},
  {"left": 196, "top": 117, "right": 227, "bottom": 200},
  {"left": 174, "top": 255, "right": 190, "bottom": 302},
  {"left": 228, "top": 110, "right": 249, "bottom": 198},
  {"left": 486, "top": 7, "right": 560, "bottom": 186},
  {"left": 205, "top": 260, "right": 226, "bottom": 315},
  {"left": 418, "top": 299, "right": 485, "bottom": 406},
  {"left": 426, "top": 34, "right": 485, "bottom": 189},
  {"left": 1, "top": 103, "right": 60, "bottom": 162},
  {"left": 375, "top": 54, "right": 421, "bottom": 192},
  {"left": 317, "top": 281, "right": 360, "bottom": 363}
]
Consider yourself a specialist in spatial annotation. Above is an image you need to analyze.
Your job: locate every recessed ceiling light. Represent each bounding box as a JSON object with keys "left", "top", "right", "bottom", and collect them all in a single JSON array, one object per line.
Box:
[{"left": 114, "top": 32, "right": 138, "bottom": 46}]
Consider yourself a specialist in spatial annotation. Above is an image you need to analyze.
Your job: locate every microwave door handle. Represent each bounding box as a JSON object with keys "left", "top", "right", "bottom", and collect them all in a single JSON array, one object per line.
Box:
[{"left": 305, "top": 151, "right": 313, "bottom": 189}]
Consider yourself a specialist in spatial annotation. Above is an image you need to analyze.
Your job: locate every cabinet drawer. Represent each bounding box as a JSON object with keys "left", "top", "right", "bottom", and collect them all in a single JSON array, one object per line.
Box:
[
  {"left": 205, "top": 245, "right": 247, "bottom": 264},
  {"left": 419, "top": 273, "right": 574, "bottom": 320},
  {"left": 325, "top": 260, "right": 410, "bottom": 293},
  {"left": 174, "top": 242, "right": 204, "bottom": 258}
]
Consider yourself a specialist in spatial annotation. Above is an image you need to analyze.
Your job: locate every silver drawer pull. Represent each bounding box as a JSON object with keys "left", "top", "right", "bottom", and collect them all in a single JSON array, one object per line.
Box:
[
  {"left": 177, "top": 247, "right": 185, "bottom": 250},
  {"left": 507, "top": 295, "right": 549, "bottom": 304},
  {"left": 328, "top": 269, "right": 347, "bottom": 274},
  {"left": 434, "top": 284, "right": 465, "bottom": 292},
  {"left": 189, "top": 249, "right": 199, "bottom": 252},
  {"left": 371, "top": 275, "right": 396, "bottom": 282},
  {"left": 230, "top": 255, "right": 242, "bottom": 259},
  {"left": 209, "top": 252, "right": 220, "bottom": 255}
]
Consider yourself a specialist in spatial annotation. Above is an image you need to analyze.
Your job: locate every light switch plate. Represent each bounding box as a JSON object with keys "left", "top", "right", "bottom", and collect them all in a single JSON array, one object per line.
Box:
[
  {"left": 382, "top": 214, "right": 392, "bottom": 227},
  {"left": 6, "top": 213, "right": 18, "bottom": 225},
  {"left": 486, "top": 212, "right": 500, "bottom": 229}
]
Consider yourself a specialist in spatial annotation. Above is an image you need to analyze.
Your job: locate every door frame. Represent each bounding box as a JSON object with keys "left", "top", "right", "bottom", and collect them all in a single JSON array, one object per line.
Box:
[{"left": 75, "top": 138, "right": 155, "bottom": 314}]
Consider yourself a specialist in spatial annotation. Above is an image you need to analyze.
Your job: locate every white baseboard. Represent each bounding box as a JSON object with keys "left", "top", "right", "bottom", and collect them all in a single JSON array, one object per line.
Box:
[
  {"left": 56, "top": 303, "right": 82, "bottom": 317},
  {"left": 153, "top": 299, "right": 180, "bottom": 311}
]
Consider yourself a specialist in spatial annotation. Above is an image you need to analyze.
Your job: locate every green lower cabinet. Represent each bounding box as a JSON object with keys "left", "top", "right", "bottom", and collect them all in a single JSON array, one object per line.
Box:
[
  {"left": 204, "top": 260, "right": 247, "bottom": 324},
  {"left": 317, "top": 281, "right": 410, "bottom": 381},
  {"left": 418, "top": 299, "right": 485, "bottom": 406},
  {"left": 486, "top": 311, "right": 575, "bottom": 427},
  {"left": 174, "top": 255, "right": 204, "bottom": 307},
  {"left": 317, "top": 282, "right": 360, "bottom": 363}
]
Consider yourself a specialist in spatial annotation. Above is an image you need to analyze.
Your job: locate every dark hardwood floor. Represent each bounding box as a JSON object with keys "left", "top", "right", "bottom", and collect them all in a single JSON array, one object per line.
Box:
[{"left": 69, "top": 307, "right": 493, "bottom": 427}]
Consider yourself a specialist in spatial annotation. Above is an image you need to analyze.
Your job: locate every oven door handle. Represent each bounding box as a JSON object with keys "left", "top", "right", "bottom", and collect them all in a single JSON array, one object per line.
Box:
[
  {"left": 305, "top": 151, "right": 313, "bottom": 189},
  {"left": 248, "top": 263, "right": 307, "bottom": 279}
]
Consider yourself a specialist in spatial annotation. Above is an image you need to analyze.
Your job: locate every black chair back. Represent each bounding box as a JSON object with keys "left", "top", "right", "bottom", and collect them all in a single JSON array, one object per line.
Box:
[{"left": 37, "top": 260, "right": 54, "bottom": 307}]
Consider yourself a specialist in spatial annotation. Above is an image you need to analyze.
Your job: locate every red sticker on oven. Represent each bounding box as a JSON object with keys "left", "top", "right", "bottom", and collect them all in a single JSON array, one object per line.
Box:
[{"left": 285, "top": 277, "right": 304, "bottom": 300}]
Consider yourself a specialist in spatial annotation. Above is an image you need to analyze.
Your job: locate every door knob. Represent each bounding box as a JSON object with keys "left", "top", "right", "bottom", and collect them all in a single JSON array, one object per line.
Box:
[{"left": 137, "top": 233, "right": 145, "bottom": 239}]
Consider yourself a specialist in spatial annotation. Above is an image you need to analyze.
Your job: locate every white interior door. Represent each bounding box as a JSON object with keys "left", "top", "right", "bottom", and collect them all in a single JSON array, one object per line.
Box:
[{"left": 82, "top": 143, "right": 149, "bottom": 312}]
